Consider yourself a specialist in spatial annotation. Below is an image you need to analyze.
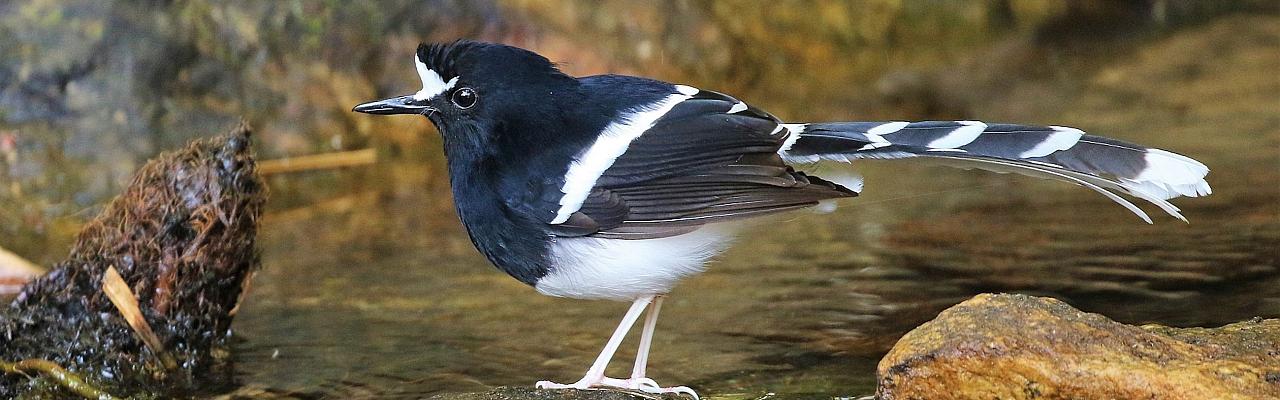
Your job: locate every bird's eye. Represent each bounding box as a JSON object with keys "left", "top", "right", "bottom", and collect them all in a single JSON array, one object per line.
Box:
[{"left": 451, "top": 87, "right": 477, "bottom": 109}]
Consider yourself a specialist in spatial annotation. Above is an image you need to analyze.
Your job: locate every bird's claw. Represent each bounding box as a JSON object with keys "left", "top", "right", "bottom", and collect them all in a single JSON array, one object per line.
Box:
[
  {"left": 634, "top": 382, "right": 698, "bottom": 400},
  {"left": 629, "top": 377, "right": 660, "bottom": 389},
  {"left": 535, "top": 380, "right": 589, "bottom": 390}
]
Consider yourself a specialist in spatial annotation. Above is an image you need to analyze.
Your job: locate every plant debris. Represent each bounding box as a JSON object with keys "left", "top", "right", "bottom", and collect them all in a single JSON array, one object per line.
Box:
[
  {"left": 256, "top": 148, "right": 377, "bottom": 176},
  {"left": 1, "top": 124, "right": 265, "bottom": 398},
  {"left": 102, "top": 265, "right": 178, "bottom": 371},
  {"left": 0, "top": 246, "right": 43, "bottom": 296},
  {"left": 0, "top": 359, "right": 121, "bottom": 400}
]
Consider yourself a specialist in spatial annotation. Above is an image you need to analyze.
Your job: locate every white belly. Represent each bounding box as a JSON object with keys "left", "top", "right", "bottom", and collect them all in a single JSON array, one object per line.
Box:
[{"left": 535, "top": 225, "right": 736, "bottom": 301}]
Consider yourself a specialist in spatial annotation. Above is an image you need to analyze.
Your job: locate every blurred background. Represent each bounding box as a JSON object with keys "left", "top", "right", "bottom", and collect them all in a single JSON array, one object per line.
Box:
[{"left": 1, "top": 0, "right": 1277, "bottom": 398}]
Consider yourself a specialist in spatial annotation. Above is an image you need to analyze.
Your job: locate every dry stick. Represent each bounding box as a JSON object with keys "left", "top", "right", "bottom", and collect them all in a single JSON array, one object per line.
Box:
[
  {"left": 256, "top": 148, "right": 377, "bottom": 176},
  {"left": 101, "top": 266, "right": 178, "bottom": 371},
  {"left": 1, "top": 246, "right": 42, "bottom": 296},
  {"left": 260, "top": 190, "right": 378, "bottom": 225},
  {"left": 228, "top": 270, "right": 255, "bottom": 317},
  {"left": 0, "top": 359, "right": 121, "bottom": 400},
  {"left": 0, "top": 245, "right": 44, "bottom": 276}
]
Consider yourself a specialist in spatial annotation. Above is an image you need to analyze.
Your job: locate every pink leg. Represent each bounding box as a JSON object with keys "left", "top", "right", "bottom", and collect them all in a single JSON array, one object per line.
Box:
[
  {"left": 536, "top": 295, "right": 699, "bottom": 399},
  {"left": 536, "top": 296, "right": 652, "bottom": 390},
  {"left": 631, "top": 295, "right": 662, "bottom": 380},
  {"left": 618, "top": 296, "right": 698, "bottom": 399}
]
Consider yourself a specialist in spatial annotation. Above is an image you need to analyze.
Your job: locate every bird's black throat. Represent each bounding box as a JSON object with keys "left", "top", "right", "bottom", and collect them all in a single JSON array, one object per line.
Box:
[
  {"left": 438, "top": 119, "right": 552, "bottom": 286},
  {"left": 432, "top": 84, "right": 597, "bottom": 286}
]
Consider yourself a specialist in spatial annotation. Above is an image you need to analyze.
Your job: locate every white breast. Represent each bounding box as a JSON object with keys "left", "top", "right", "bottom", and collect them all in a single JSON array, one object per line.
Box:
[{"left": 536, "top": 225, "right": 736, "bottom": 301}]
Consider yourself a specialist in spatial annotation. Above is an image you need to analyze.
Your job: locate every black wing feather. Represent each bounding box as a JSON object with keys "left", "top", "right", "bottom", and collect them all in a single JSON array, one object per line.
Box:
[
  {"left": 536, "top": 89, "right": 855, "bottom": 239},
  {"left": 588, "top": 94, "right": 853, "bottom": 237}
]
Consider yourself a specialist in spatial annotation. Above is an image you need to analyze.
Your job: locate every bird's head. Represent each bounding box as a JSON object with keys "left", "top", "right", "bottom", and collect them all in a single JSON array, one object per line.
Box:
[{"left": 353, "top": 40, "right": 576, "bottom": 141}]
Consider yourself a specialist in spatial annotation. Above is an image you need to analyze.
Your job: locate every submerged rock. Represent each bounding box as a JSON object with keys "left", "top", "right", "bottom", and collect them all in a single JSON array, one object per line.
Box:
[
  {"left": 876, "top": 293, "right": 1280, "bottom": 400},
  {"left": 1, "top": 124, "right": 264, "bottom": 398}
]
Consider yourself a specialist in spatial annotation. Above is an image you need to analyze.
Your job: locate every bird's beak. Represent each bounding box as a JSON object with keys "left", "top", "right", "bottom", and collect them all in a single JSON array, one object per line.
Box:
[{"left": 352, "top": 95, "right": 437, "bottom": 115}]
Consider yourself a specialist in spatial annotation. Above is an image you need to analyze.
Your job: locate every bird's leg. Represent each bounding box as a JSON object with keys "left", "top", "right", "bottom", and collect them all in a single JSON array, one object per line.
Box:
[
  {"left": 536, "top": 295, "right": 699, "bottom": 398},
  {"left": 603, "top": 296, "right": 699, "bottom": 399},
  {"left": 536, "top": 296, "right": 652, "bottom": 390},
  {"left": 631, "top": 295, "right": 662, "bottom": 381}
]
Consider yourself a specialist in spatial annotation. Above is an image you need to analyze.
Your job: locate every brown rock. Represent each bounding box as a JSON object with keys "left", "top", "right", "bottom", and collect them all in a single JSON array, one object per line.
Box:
[{"left": 876, "top": 293, "right": 1280, "bottom": 400}]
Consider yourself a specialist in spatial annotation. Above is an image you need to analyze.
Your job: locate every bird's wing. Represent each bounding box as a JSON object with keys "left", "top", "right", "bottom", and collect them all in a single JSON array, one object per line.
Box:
[{"left": 542, "top": 88, "right": 856, "bottom": 239}]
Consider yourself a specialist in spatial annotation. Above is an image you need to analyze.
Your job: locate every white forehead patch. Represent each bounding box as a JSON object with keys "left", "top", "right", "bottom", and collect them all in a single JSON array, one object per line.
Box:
[{"left": 413, "top": 55, "right": 458, "bottom": 101}]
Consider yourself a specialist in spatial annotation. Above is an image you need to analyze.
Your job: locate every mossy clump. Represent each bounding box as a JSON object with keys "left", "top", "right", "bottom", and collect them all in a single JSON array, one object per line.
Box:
[{"left": 1, "top": 124, "right": 264, "bottom": 398}]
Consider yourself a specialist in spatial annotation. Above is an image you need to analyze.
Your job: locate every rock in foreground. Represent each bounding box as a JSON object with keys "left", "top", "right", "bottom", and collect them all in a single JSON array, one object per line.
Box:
[{"left": 877, "top": 293, "right": 1279, "bottom": 400}]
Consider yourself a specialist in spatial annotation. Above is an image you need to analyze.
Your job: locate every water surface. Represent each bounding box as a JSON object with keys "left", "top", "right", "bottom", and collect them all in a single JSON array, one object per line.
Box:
[{"left": 2, "top": 2, "right": 1277, "bottom": 399}]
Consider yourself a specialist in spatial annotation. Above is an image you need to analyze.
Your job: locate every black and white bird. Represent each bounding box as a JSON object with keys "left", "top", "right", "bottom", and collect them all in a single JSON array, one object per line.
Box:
[{"left": 353, "top": 40, "right": 1211, "bottom": 398}]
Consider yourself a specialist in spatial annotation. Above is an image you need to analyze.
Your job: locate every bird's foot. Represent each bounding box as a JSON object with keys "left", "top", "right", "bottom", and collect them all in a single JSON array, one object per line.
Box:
[
  {"left": 535, "top": 379, "right": 591, "bottom": 390},
  {"left": 536, "top": 376, "right": 698, "bottom": 399},
  {"left": 602, "top": 376, "right": 699, "bottom": 399}
]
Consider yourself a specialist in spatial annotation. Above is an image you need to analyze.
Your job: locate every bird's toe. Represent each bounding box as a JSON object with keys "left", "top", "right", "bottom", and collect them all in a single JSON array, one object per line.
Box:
[{"left": 535, "top": 380, "right": 586, "bottom": 390}]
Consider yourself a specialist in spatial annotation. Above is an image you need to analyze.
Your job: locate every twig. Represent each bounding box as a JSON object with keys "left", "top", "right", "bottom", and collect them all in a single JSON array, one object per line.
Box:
[
  {"left": 229, "top": 270, "right": 255, "bottom": 317},
  {"left": 0, "top": 245, "right": 44, "bottom": 276},
  {"left": 1, "top": 246, "right": 42, "bottom": 296},
  {"left": 256, "top": 148, "right": 376, "bottom": 175},
  {"left": 0, "top": 359, "right": 121, "bottom": 400},
  {"left": 101, "top": 266, "right": 178, "bottom": 370},
  {"left": 260, "top": 190, "right": 378, "bottom": 224}
]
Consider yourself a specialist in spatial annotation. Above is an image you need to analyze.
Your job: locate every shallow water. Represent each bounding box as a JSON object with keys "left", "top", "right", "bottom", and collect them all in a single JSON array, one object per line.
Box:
[
  {"left": 234, "top": 15, "right": 1279, "bottom": 400},
  {"left": 3, "top": 2, "right": 1278, "bottom": 399}
]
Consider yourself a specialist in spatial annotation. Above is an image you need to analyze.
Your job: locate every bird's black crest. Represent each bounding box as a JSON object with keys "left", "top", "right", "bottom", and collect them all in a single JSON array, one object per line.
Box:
[
  {"left": 416, "top": 40, "right": 473, "bottom": 82},
  {"left": 417, "top": 40, "right": 571, "bottom": 86}
]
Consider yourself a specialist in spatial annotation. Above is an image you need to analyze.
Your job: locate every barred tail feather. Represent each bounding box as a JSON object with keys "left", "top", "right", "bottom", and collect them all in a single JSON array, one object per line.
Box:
[{"left": 778, "top": 121, "right": 1211, "bottom": 223}]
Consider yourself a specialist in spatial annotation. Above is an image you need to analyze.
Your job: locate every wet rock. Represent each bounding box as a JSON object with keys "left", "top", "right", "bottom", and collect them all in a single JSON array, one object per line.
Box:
[
  {"left": 1, "top": 124, "right": 264, "bottom": 398},
  {"left": 876, "top": 293, "right": 1280, "bottom": 400},
  {"left": 427, "top": 387, "right": 684, "bottom": 400}
]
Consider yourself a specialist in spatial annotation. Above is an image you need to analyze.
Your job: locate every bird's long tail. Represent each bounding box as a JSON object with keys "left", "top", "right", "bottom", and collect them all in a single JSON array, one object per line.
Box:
[{"left": 778, "top": 121, "right": 1211, "bottom": 223}]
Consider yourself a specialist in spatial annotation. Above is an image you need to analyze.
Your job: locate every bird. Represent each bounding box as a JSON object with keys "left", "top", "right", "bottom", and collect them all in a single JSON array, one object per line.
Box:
[{"left": 353, "top": 40, "right": 1211, "bottom": 398}]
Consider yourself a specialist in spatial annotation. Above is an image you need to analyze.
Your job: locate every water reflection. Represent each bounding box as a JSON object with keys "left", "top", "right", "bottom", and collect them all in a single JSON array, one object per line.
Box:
[{"left": 3, "top": 1, "right": 1278, "bottom": 398}]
